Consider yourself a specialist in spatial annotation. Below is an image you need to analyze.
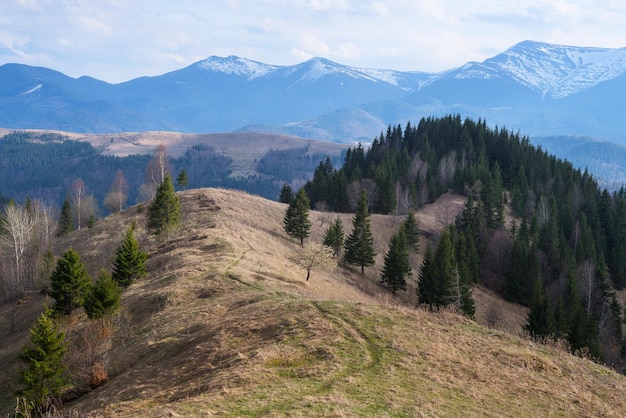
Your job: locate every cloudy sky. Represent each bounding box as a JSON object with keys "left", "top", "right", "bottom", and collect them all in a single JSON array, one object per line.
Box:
[{"left": 2, "top": 0, "right": 625, "bottom": 83}]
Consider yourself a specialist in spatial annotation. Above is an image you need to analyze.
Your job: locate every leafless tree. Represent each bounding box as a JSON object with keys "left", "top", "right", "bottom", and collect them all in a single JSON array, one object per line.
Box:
[
  {"left": 140, "top": 144, "right": 171, "bottom": 202},
  {"left": 1, "top": 202, "right": 35, "bottom": 297},
  {"left": 536, "top": 195, "right": 551, "bottom": 227},
  {"left": 348, "top": 179, "right": 377, "bottom": 212},
  {"left": 438, "top": 150, "right": 457, "bottom": 188},
  {"left": 104, "top": 169, "right": 128, "bottom": 213},
  {"left": 578, "top": 259, "right": 597, "bottom": 315},
  {"left": 293, "top": 242, "right": 336, "bottom": 281},
  {"left": 146, "top": 144, "right": 170, "bottom": 186},
  {"left": 71, "top": 178, "right": 86, "bottom": 230}
]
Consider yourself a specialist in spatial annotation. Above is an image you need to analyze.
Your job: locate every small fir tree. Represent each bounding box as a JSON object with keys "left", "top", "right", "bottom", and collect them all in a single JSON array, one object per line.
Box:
[
  {"left": 112, "top": 222, "right": 148, "bottom": 287},
  {"left": 16, "top": 309, "right": 69, "bottom": 414},
  {"left": 524, "top": 276, "right": 555, "bottom": 339},
  {"left": 176, "top": 169, "right": 189, "bottom": 190},
  {"left": 279, "top": 183, "right": 295, "bottom": 204},
  {"left": 343, "top": 190, "right": 376, "bottom": 274},
  {"left": 403, "top": 210, "right": 420, "bottom": 253},
  {"left": 283, "top": 188, "right": 311, "bottom": 246},
  {"left": 50, "top": 248, "right": 92, "bottom": 316},
  {"left": 380, "top": 228, "right": 410, "bottom": 294},
  {"left": 148, "top": 172, "right": 181, "bottom": 235},
  {"left": 85, "top": 270, "right": 122, "bottom": 319},
  {"left": 57, "top": 197, "right": 72, "bottom": 236},
  {"left": 323, "top": 217, "right": 345, "bottom": 257}
]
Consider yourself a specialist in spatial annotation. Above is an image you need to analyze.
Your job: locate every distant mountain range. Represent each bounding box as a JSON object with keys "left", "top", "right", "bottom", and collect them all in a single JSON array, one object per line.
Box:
[{"left": 2, "top": 40, "right": 626, "bottom": 147}]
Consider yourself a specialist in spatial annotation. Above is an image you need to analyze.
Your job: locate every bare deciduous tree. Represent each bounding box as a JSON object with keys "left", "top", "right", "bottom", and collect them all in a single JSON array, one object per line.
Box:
[
  {"left": 104, "top": 170, "right": 128, "bottom": 213},
  {"left": 293, "top": 242, "right": 336, "bottom": 281},
  {"left": 71, "top": 178, "right": 86, "bottom": 230},
  {"left": 140, "top": 144, "right": 171, "bottom": 202},
  {"left": 438, "top": 150, "right": 457, "bottom": 188},
  {"left": 1, "top": 202, "right": 35, "bottom": 297}
]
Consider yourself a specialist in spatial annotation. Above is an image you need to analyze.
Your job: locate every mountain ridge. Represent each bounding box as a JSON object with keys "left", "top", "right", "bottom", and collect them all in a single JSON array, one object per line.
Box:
[{"left": 2, "top": 40, "right": 626, "bottom": 145}]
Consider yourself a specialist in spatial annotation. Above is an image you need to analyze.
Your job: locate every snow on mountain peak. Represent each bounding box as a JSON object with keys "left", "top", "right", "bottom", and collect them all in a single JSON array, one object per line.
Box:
[
  {"left": 482, "top": 40, "right": 626, "bottom": 98},
  {"left": 198, "top": 56, "right": 279, "bottom": 80}
]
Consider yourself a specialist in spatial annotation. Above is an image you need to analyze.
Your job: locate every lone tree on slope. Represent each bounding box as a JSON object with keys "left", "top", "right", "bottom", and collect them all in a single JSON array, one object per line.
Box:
[
  {"left": 343, "top": 189, "right": 375, "bottom": 274},
  {"left": 380, "top": 228, "right": 410, "bottom": 294},
  {"left": 283, "top": 188, "right": 311, "bottom": 246},
  {"left": 112, "top": 221, "right": 148, "bottom": 287},
  {"left": 148, "top": 172, "right": 181, "bottom": 235}
]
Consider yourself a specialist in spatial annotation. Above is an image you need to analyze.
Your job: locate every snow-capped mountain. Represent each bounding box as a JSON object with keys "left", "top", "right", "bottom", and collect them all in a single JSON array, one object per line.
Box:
[
  {"left": 451, "top": 40, "right": 626, "bottom": 98},
  {"left": 1, "top": 40, "right": 626, "bottom": 143}
]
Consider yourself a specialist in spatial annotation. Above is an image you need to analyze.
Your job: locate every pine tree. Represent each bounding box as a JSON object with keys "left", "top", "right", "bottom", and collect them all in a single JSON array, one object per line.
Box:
[
  {"left": 283, "top": 188, "right": 311, "bottom": 246},
  {"left": 176, "top": 169, "right": 189, "bottom": 190},
  {"left": 524, "top": 277, "right": 555, "bottom": 339},
  {"left": 85, "top": 270, "right": 122, "bottom": 319},
  {"left": 403, "top": 210, "right": 420, "bottom": 253},
  {"left": 50, "top": 248, "right": 92, "bottom": 316},
  {"left": 343, "top": 190, "right": 376, "bottom": 274},
  {"left": 148, "top": 172, "right": 181, "bottom": 235},
  {"left": 112, "top": 222, "right": 147, "bottom": 287},
  {"left": 380, "top": 228, "right": 410, "bottom": 294},
  {"left": 279, "top": 183, "right": 294, "bottom": 204},
  {"left": 417, "top": 244, "right": 437, "bottom": 307},
  {"left": 323, "top": 217, "right": 344, "bottom": 257},
  {"left": 57, "top": 197, "right": 72, "bottom": 236},
  {"left": 417, "top": 228, "right": 458, "bottom": 309},
  {"left": 16, "top": 309, "right": 69, "bottom": 413}
]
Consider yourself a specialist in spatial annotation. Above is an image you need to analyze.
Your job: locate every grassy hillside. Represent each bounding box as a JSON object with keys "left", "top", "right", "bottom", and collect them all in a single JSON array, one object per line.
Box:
[{"left": 1, "top": 188, "right": 626, "bottom": 416}]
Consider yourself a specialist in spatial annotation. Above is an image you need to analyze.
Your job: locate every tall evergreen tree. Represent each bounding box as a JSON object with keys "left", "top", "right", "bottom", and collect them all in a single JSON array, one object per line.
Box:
[
  {"left": 57, "top": 197, "right": 72, "bottom": 236},
  {"left": 417, "top": 244, "right": 437, "bottom": 308},
  {"left": 50, "top": 248, "right": 92, "bottom": 316},
  {"left": 16, "top": 309, "right": 69, "bottom": 414},
  {"left": 85, "top": 270, "right": 122, "bottom": 319},
  {"left": 343, "top": 190, "right": 376, "bottom": 274},
  {"left": 417, "top": 228, "right": 459, "bottom": 309},
  {"left": 283, "top": 188, "right": 312, "bottom": 246},
  {"left": 279, "top": 183, "right": 295, "bottom": 204},
  {"left": 323, "top": 217, "right": 345, "bottom": 257},
  {"left": 112, "top": 222, "right": 148, "bottom": 287},
  {"left": 380, "top": 228, "right": 410, "bottom": 294},
  {"left": 148, "top": 172, "right": 181, "bottom": 235},
  {"left": 524, "top": 276, "right": 555, "bottom": 339},
  {"left": 403, "top": 210, "right": 420, "bottom": 253}
]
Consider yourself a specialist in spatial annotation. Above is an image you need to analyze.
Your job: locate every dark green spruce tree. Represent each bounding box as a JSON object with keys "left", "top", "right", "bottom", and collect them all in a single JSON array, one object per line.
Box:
[
  {"left": 524, "top": 276, "right": 555, "bottom": 339},
  {"left": 279, "top": 183, "right": 295, "bottom": 204},
  {"left": 175, "top": 169, "right": 189, "bottom": 190},
  {"left": 343, "top": 190, "right": 376, "bottom": 274},
  {"left": 148, "top": 172, "right": 181, "bottom": 235},
  {"left": 16, "top": 309, "right": 69, "bottom": 414},
  {"left": 283, "top": 188, "right": 312, "bottom": 245},
  {"left": 57, "top": 197, "right": 72, "bottom": 236},
  {"left": 323, "top": 217, "right": 344, "bottom": 257},
  {"left": 380, "top": 228, "right": 410, "bottom": 294},
  {"left": 403, "top": 210, "right": 420, "bottom": 253},
  {"left": 50, "top": 248, "right": 92, "bottom": 316},
  {"left": 112, "top": 222, "right": 148, "bottom": 287},
  {"left": 84, "top": 270, "right": 122, "bottom": 319}
]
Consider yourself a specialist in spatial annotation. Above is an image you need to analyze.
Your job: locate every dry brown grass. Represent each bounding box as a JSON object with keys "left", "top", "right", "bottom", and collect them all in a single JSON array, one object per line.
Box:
[{"left": 2, "top": 188, "right": 626, "bottom": 417}]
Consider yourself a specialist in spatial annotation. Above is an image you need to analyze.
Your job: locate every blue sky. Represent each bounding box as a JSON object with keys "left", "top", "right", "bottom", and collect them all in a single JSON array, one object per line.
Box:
[{"left": 2, "top": 0, "right": 625, "bottom": 83}]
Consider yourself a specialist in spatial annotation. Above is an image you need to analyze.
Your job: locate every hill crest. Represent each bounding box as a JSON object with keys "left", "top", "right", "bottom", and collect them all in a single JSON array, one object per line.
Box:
[{"left": 2, "top": 188, "right": 626, "bottom": 416}]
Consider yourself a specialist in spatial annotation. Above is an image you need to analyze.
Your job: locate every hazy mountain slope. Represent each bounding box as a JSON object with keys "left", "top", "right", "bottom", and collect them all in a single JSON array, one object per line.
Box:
[
  {"left": 1, "top": 188, "right": 625, "bottom": 416},
  {"left": 3, "top": 40, "right": 626, "bottom": 147}
]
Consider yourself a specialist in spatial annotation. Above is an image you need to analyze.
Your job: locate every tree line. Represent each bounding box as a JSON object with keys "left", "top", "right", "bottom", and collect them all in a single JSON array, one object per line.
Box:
[{"left": 300, "top": 114, "right": 626, "bottom": 369}]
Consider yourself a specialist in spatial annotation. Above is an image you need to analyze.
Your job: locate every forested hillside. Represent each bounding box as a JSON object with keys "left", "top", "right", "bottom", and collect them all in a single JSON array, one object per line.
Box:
[
  {"left": 305, "top": 115, "right": 626, "bottom": 368},
  {"left": 0, "top": 131, "right": 344, "bottom": 211}
]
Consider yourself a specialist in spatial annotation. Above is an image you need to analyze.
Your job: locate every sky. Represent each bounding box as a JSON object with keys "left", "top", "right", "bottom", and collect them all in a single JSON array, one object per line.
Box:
[{"left": 2, "top": 0, "right": 626, "bottom": 84}]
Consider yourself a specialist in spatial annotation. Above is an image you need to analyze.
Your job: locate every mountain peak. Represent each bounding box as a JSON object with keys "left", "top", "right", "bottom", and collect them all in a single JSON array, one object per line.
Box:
[
  {"left": 197, "top": 55, "right": 279, "bottom": 80},
  {"left": 483, "top": 40, "right": 626, "bottom": 97}
]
